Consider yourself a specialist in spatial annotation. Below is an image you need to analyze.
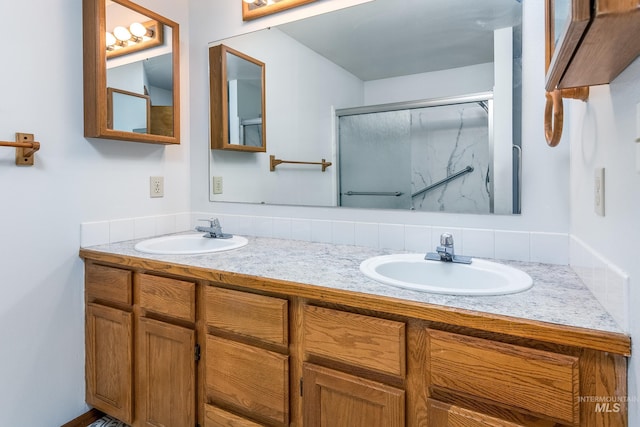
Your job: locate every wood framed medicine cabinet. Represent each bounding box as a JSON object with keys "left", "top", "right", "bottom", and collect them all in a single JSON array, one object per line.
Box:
[
  {"left": 83, "top": 0, "right": 180, "bottom": 145},
  {"left": 209, "top": 44, "right": 266, "bottom": 152},
  {"left": 544, "top": 0, "right": 640, "bottom": 146}
]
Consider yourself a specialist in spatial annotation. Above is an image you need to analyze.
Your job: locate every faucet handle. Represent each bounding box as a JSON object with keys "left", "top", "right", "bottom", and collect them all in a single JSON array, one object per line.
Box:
[
  {"left": 198, "top": 217, "right": 218, "bottom": 226},
  {"left": 440, "top": 232, "right": 454, "bottom": 246}
]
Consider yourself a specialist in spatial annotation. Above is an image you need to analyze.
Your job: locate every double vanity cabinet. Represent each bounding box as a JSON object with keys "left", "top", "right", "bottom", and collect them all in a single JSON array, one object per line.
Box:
[{"left": 80, "top": 238, "right": 630, "bottom": 427}]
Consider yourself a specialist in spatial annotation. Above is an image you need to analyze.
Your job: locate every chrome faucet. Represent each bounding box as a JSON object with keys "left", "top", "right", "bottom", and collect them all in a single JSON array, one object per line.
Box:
[
  {"left": 195, "top": 218, "right": 232, "bottom": 239},
  {"left": 425, "top": 233, "right": 472, "bottom": 264}
]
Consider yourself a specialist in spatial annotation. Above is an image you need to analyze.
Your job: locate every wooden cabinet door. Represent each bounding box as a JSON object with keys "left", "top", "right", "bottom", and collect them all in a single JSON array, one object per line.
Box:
[
  {"left": 85, "top": 303, "right": 133, "bottom": 424},
  {"left": 137, "top": 317, "right": 196, "bottom": 427},
  {"left": 428, "top": 399, "right": 528, "bottom": 427},
  {"left": 302, "top": 363, "right": 404, "bottom": 427}
]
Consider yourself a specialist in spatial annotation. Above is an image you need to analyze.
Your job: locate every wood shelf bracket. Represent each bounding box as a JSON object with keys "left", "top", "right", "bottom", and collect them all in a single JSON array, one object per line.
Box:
[
  {"left": 270, "top": 154, "right": 332, "bottom": 172},
  {"left": 0, "top": 133, "right": 41, "bottom": 166}
]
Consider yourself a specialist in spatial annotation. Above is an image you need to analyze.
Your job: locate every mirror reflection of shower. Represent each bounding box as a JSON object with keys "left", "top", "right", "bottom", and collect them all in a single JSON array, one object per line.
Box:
[{"left": 337, "top": 92, "right": 519, "bottom": 214}]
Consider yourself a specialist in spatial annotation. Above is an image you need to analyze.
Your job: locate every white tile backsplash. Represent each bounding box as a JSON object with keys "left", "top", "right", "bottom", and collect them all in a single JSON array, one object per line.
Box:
[
  {"left": 461, "top": 228, "right": 495, "bottom": 258},
  {"left": 529, "top": 232, "right": 569, "bottom": 265},
  {"left": 311, "top": 220, "right": 332, "bottom": 243},
  {"left": 379, "top": 223, "right": 405, "bottom": 250},
  {"left": 134, "top": 216, "right": 157, "bottom": 239},
  {"left": 272, "top": 217, "right": 293, "bottom": 240},
  {"left": 354, "top": 222, "right": 379, "bottom": 248},
  {"left": 404, "top": 225, "right": 431, "bottom": 252},
  {"left": 291, "top": 218, "right": 312, "bottom": 241},
  {"left": 331, "top": 221, "right": 355, "bottom": 246},
  {"left": 109, "top": 218, "right": 134, "bottom": 243},
  {"left": 569, "top": 235, "right": 629, "bottom": 332},
  {"left": 80, "top": 221, "right": 110, "bottom": 247},
  {"left": 156, "top": 215, "right": 176, "bottom": 236},
  {"left": 494, "top": 230, "right": 530, "bottom": 262},
  {"left": 252, "top": 216, "right": 273, "bottom": 238}
]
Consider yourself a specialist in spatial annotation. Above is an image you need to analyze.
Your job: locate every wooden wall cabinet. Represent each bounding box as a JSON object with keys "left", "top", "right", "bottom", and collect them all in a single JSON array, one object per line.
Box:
[
  {"left": 82, "top": 257, "right": 629, "bottom": 427},
  {"left": 545, "top": 0, "right": 640, "bottom": 91},
  {"left": 209, "top": 45, "right": 266, "bottom": 152},
  {"left": 82, "top": 0, "right": 180, "bottom": 144}
]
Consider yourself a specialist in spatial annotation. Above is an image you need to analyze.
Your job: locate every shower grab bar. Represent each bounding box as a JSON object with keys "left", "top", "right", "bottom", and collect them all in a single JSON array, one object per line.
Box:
[
  {"left": 411, "top": 165, "right": 474, "bottom": 198},
  {"left": 270, "top": 155, "right": 332, "bottom": 172},
  {"left": 343, "top": 191, "right": 403, "bottom": 197}
]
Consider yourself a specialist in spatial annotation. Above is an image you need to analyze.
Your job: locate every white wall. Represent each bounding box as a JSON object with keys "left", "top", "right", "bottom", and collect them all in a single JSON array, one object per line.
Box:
[
  {"left": 191, "top": 0, "right": 571, "bottom": 235},
  {"left": 568, "top": 57, "right": 640, "bottom": 422},
  {"left": 364, "top": 62, "right": 494, "bottom": 105},
  {"left": 0, "top": 0, "right": 191, "bottom": 425}
]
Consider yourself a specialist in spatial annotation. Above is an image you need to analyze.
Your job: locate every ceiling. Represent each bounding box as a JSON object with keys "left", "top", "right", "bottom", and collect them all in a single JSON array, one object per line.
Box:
[{"left": 278, "top": 0, "right": 522, "bottom": 81}]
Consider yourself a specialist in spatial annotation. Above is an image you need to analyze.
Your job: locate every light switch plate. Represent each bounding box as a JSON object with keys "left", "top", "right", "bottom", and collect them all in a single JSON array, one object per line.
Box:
[
  {"left": 594, "top": 168, "right": 605, "bottom": 216},
  {"left": 213, "top": 176, "right": 223, "bottom": 194}
]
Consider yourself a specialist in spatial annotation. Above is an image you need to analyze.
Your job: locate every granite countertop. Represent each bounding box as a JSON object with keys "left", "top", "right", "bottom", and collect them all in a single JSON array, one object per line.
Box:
[{"left": 82, "top": 233, "right": 624, "bottom": 336}]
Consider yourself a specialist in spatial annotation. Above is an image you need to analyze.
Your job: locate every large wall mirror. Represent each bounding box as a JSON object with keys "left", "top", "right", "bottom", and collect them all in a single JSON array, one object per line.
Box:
[
  {"left": 83, "top": 0, "right": 180, "bottom": 144},
  {"left": 209, "top": 0, "right": 522, "bottom": 214}
]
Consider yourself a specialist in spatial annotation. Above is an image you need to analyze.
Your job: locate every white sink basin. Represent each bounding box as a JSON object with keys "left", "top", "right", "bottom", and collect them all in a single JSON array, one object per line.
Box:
[
  {"left": 360, "top": 254, "right": 532, "bottom": 295},
  {"left": 134, "top": 233, "right": 248, "bottom": 255}
]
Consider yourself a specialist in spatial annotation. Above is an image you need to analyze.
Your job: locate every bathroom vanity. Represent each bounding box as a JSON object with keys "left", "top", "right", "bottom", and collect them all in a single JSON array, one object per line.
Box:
[{"left": 80, "top": 236, "right": 630, "bottom": 427}]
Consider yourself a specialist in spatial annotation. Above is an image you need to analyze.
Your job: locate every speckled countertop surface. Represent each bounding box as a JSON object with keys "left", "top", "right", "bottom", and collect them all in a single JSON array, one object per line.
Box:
[{"left": 82, "top": 233, "right": 625, "bottom": 336}]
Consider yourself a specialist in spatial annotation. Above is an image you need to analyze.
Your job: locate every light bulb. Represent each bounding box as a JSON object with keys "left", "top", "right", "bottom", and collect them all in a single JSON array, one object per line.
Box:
[
  {"left": 113, "top": 26, "right": 131, "bottom": 42},
  {"left": 105, "top": 32, "right": 116, "bottom": 47},
  {"left": 129, "top": 22, "right": 148, "bottom": 38}
]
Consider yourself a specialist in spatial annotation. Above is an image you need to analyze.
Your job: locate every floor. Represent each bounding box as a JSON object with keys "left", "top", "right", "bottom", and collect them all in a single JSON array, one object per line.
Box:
[{"left": 87, "top": 416, "right": 128, "bottom": 427}]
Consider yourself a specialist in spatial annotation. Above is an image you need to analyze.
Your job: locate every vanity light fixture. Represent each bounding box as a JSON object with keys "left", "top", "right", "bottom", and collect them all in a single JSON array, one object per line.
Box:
[
  {"left": 105, "top": 19, "right": 163, "bottom": 59},
  {"left": 242, "top": 0, "right": 318, "bottom": 21}
]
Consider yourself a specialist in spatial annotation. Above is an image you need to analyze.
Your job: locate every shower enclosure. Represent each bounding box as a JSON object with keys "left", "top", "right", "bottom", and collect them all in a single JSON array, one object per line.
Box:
[{"left": 337, "top": 92, "right": 518, "bottom": 214}]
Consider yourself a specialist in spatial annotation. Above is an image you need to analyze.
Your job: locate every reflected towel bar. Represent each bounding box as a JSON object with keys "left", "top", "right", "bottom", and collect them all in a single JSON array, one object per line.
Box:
[
  {"left": 411, "top": 165, "right": 474, "bottom": 198},
  {"left": 270, "top": 155, "right": 332, "bottom": 172},
  {"left": 0, "top": 133, "right": 40, "bottom": 166},
  {"left": 344, "top": 191, "right": 403, "bottom": 197}
]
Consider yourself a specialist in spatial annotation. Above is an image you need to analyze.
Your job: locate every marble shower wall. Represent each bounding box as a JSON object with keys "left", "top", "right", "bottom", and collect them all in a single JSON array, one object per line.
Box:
[
  {"left": 411, "top": 103, "right": 490, "bottom": 213},
  {"left": 338, "top": 102, "right": 490, "bottom": 213}
]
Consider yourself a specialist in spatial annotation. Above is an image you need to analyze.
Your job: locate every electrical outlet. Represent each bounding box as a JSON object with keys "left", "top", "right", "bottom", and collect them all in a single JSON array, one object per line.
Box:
[
  {"left": 212, "top": 176, "right": 223, "bottom": 194},
  {"left": 150, "top": 176, "right": 164, "bottom": 198},
  {"left": 594, "top": 168, "right": 604, "bottom": 216}
]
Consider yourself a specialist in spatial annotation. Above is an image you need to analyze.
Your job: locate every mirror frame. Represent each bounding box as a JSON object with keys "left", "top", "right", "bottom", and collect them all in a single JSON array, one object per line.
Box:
[
  {"left": 209, "top": 44, "right": 266, "bottom": 152},
  {"left": 242, "top": 0, "right": 320, "bottom": 21},
  {"left": 82, "top": 0, "right": 180, "bottom": 145}
]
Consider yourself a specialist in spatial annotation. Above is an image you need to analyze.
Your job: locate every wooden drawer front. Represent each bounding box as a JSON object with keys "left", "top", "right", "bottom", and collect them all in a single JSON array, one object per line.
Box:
[
  {"left": 205, "top": 286, "right": 288, "bottom": 346},
  {"left": 428, "top": 399, "right": 527, "bottom": 427},
  {"left": 138, "top": 274, "right": 196, "bottom": 323},
  {"left": 86, "top": 263, "right": 132, "bottom": 305},
  {"left": 303, "top": 305, "right": 406, "bottom": 377},
  {"left": 206, "top": 336, "right": 289, "bottom": 426},
  {"left": 204, "top": 404, "right": 266, "bottom": 427},
  {"left": 428, "top": 330, "right": 579, "bottom": 424}
]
